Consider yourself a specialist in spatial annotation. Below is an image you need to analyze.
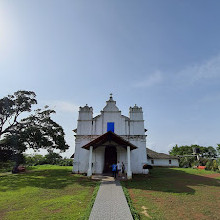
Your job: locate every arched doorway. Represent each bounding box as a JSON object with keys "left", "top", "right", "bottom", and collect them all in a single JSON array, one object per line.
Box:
[{"left": 103, "top": 146, "right": 117, "bottom": 173}]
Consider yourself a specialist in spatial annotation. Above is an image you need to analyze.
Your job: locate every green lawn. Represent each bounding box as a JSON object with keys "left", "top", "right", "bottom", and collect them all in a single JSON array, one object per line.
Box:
[
  {"left": 0, "top": 165, "right": 99, "bottom": 220},
  {"left": 122, "top": 168, "right": 220, "bottom": 220}
]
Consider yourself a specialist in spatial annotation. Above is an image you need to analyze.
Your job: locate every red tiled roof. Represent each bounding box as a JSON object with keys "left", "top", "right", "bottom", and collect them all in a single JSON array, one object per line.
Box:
[
  {"left": 147, "top": 148, "right": 178, "bottom": 159},
  {"left": 81, "top": 131, "right": 138, "bottom": 150}
]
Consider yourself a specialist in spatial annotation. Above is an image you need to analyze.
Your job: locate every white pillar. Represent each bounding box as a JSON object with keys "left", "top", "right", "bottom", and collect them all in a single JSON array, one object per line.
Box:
[
  {"left": 87, "top": 146, "right": 93, "bottom": 177},
  {"left": 127, "top": 146, "right": 132, "bottom": 179}
]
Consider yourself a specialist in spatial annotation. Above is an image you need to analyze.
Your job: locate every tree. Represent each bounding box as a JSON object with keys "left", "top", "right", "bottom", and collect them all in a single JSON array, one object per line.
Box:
[
  {"left": 24, "top": 154, "right": 45, "bottom": 166},
  {"left": 44, "top": 151, "right": 62, "bottom": 165},
  {"left": 0, "top": 90, "right": 37, "bottom": 138},
  {"left": 204, "top": 146, "right": 217, "bottom": 158},
  {"left": 0, "top": 90, "right": 69, "bottom": 166},
  {"left": 169, "top": 144, "right": 218, "bottom": 168},
  {"left": 169, "top": 145, "right": 193, "bottom": 156},
  {"left": 169, "top": 144, "right": 217, "bottom": 157},
  {"left": 217, "top": 144, "right": 220, "bottom": 155}
]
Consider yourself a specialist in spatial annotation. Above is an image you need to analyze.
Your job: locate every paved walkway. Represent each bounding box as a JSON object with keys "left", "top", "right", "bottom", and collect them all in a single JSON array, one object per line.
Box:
[{"left": 89, "top": 176, "right": 133, "bottom": 220}]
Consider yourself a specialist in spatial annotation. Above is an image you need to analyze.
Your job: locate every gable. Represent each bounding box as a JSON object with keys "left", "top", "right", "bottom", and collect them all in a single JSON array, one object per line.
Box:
[{"left": 81, "top": 131, "right": 138, "bottom": 150}]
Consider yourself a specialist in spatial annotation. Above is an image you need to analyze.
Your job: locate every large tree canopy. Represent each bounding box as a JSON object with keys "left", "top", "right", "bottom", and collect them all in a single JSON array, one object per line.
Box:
[
  {"left": 0, "top": 90, "right": 37, "bottom": 137},
  {"left": 217, "top": 144, "right": 220, "bottom": 155},
  {"left": 0, "top": 90, "right": 69, "bottom": 162},
  {"left": 169, "top": 144, "right": 217, "bottom": 158}
]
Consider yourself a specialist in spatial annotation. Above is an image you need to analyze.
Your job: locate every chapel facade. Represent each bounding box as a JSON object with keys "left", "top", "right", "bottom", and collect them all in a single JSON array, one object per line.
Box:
[{"left": 72, "top": 95, "right": 148, "bottom": 179}]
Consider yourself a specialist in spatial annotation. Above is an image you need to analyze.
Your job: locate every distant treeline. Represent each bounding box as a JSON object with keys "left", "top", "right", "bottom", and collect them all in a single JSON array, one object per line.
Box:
[
  {"left": 169, "top": 144, "right": 220, "bottom": 171},
  {"left": 0, "top": 151, "right": 73, "bottom": 172}
]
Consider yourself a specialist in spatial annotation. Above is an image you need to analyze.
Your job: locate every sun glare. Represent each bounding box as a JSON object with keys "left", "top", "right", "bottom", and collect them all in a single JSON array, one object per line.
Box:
[{"left": 0, "top": 2, "right": 21, "bottom": 60}]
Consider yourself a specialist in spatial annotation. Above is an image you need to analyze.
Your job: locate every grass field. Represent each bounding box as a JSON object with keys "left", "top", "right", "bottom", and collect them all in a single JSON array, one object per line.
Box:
[
  {"left": 0, "top": 165, "right": 99, "bottom": 220},
  {"left": 122, "top": 168, "right": 220, "bottom": 220}
]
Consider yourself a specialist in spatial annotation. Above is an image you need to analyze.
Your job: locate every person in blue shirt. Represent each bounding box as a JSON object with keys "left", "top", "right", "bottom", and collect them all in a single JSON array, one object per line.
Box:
[{"left": 112, "top": 163, "right": 117, "bottom": 179}]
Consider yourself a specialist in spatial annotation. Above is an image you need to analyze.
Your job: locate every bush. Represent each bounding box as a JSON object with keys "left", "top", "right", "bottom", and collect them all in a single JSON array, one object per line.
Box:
[
  {"left": 212, "top": 160, "right": 218, "bottom": 171},
  {"left": 199, "top": 158, "right": 209, "bottom": 166},
  {"left": 179, "top": 156, "right": 196, "bottom": 168},
  {"left": 58, "top": 158, "right": 73, "bottom": 166},
  {"left": 25, "top": 154, "right": 73, "bottom": 166},
  {"left": 205, "top": 160, "right": 218, "bottom": 171},
  {"left": 0, "top": 161, "right": 15, "bottom": 172},
  {"left": 217, "top": 158, "right": 220, "bottom": 171},
  {"left": 25, "top": 154, "right": 46, "bottom": 166},
  {"left": 205, "top": 160, "right": 213, "bottom": 170},
  {"left": 191, "top": 158, "right": 209, "bottom": 167},
  {"left": 44, "top": 152, "right": 62, "bottom": 165},
  {"left": 1, "top": 153, "right": 73, "bottom": 172},
  {"left": 191, "top": 160, "right": 200, "bottom": 167}
]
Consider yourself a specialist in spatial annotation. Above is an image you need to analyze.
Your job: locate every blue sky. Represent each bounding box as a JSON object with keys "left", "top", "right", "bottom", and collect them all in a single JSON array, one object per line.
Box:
[{"left": 1, "top": 0, "right": 220, "bottom": 157}]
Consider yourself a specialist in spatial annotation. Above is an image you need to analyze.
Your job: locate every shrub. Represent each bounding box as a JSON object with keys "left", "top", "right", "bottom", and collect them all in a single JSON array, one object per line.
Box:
[
  {"left": 205, "top": 160, "right": 212, "bottom": 170},
  {"left": 206, "top": 160, "right": 218, "bottom": 171},
  {"left": 24, "top": 154, "right": 72, "bottom": 166},
  {"left": 205, "top": 160, "right": 214, "bottom": 170},
  {"left": 44, "top": 151, "right": 62, "bottom": 165},
  {"left": 217, "top": 158, "right": 220, "bottom": 171},
  {"left": 212, "top": 160, "right": 218, "bottom": 171},
  {"left": 59, "top": 158, "right": 73, "bottom": 166},
  {"left": 0, "top": 161, "right": 15, "bottom": 172},
  {"left": 191, "top": 160, "right": 200, "bottom": 167},
  {"left": 179, "top": 156, "right": 196, "bottom": 168},
  {"left": 199, "top": 158, "right": 209, "bottom": 166},
  {"left": 25, "top": 154, "right": 46, "bottom": 166}
]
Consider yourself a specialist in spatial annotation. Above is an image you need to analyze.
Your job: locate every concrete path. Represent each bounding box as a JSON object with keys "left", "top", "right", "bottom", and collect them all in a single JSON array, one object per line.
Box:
[{"left": 89, "top": 176, "right": 133, "bottom": 220}]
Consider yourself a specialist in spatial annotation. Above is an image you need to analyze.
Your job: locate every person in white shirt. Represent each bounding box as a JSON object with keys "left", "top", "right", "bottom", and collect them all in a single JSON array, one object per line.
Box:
[{"left": 117, "top": 161, "right": 121, "bottom": 177}]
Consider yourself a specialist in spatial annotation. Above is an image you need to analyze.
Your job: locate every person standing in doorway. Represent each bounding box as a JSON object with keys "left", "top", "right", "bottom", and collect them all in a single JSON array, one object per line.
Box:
[
  {"left": 112, "top": 163, "right": 117, "bottom": 179},
  {"left": 117, "top": 161, "right": 121, "bottom": 177}
]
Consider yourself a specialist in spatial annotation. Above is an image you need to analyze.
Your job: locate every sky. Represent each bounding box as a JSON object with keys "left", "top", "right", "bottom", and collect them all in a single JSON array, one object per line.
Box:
[{"left": 0, "top": 0, "right": 220, "bottom": 157}]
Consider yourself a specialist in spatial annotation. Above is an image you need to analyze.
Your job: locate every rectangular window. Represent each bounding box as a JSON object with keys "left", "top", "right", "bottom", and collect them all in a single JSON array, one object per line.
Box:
[
  {"left": 151, "top": 159, "right": 154, "bottom": 164},
  {"left": 107, "top": 122, "right": 114, "bottom": 132},
  {"left": 169, "top": 160, "right": 172, "bottom": 164}
]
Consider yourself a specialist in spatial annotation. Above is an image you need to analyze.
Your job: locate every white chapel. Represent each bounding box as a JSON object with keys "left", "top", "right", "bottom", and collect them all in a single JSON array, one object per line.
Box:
[{"left": 72, "top": 94, "right": 149, "bottom": 179}]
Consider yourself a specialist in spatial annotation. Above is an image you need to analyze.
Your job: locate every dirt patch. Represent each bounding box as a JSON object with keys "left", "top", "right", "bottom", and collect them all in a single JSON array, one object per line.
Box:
[
  {"left": 203, "top": 173, "right": 220, "bottom": 179},
  {"left": 0, "top": 210, "right": 7, "bottom": 219},
  {"left": 50, "top": 208, "right": 62, "bottom": 213},
  {"left": 43, "top": 207, "right": 62, "bottom": 214},
  {"left": 128, "top": 189, "right": 138, "bottom": 203}
]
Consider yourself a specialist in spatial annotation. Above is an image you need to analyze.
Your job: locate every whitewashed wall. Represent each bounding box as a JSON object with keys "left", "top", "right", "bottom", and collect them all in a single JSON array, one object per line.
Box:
[
  {"left": 92, "top": 147, "right": 105, "bottom": 174},
  {"left": 148, "top": 158, "right": 179, "bottom": 167}
]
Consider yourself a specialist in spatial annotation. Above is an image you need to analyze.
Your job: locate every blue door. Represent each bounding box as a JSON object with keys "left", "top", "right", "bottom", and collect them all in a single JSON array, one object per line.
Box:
[{"left": 107, "top": 122, "right": 114, "bottom": 132}]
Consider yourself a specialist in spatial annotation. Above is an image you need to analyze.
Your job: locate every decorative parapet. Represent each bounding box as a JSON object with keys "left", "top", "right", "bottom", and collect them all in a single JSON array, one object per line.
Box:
[
  {"left": 79, "top": 104, "right": 93, "bottom": 112},
  {"left": 129, "top": 104, "right": 143, "bottom": 120},
  {"left": 129, "top": 104, "right": 143, "bottom": 113},
  {"left": 78, "top": 104, "right": 93, "bottom": 121}
]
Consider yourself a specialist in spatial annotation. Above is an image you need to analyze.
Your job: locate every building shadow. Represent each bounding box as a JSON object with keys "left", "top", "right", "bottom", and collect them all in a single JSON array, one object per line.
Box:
[
  {"left": 0, "top": 168, "right": 99, "bottom": 192},
  {"left": 122, "top": 168, "right": 220, "bottom": 195}
]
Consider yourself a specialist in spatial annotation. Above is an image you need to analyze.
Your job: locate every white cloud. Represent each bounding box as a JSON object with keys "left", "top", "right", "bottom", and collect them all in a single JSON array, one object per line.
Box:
[
  {"left": 133, "top": 70, "right": 163, "bottom": 88},
  {"left": 178, "top": 54, "right": 220, "bottom": 84},
  {"left": 41, "top": 100, "right": 79, "bottom": 113}
]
